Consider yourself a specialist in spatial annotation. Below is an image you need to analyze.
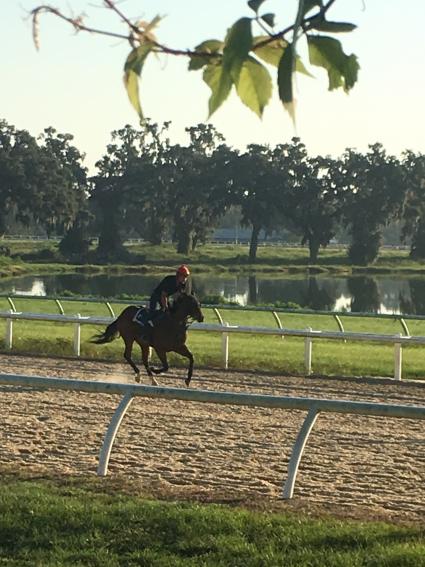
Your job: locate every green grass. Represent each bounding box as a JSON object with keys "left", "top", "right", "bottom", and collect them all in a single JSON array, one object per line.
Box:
[
  {"left": 4, "top": 240, "right": 425, "bottom": 276},
  {"left": 0, "top": 476, "right": 424, "bottom": 566},
  {"left": 2, "top": 242, "right": 425, "bottom": 379},
  {"left": 2, "top": 298, "right": 425, "bottom": 379}
]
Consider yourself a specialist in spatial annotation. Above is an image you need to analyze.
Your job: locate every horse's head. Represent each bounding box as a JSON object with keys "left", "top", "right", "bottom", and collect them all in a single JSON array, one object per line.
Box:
[{"left": 173, "top": 293, "right": 204, "bottom": 323}]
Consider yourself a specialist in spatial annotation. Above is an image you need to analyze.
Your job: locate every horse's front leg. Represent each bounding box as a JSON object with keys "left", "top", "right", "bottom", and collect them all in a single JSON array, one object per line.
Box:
[
  {"left": 139, "top": 342, "right": 158, "bottom": 386},
  {"left": 151, "top": 348, "right": 169, "bottom": 375},
  {"left": 173, "top": 345, "right": 194, "bottom": 387}
]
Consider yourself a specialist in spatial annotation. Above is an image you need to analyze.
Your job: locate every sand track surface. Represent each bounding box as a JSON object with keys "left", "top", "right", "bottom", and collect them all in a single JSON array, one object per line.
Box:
[{"left": 0, "top": 354, "right": 424, "bottom": 523}]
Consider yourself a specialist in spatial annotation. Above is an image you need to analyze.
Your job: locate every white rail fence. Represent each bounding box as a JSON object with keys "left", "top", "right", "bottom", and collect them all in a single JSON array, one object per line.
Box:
[
  {"left": 2, "top": 293, "right": 418, "bottom": 337},
  {"left": 1, "top": 373, "right": 424, "bottom": 498},
  {"left": 1, "top": 310, "right": 424, "bottom": 380}
]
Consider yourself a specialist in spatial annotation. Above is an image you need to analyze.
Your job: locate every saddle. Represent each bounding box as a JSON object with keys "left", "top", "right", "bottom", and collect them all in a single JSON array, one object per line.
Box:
[
  {"left": 133, "top": 307, "right": 150, "bottom": 327},
  {"left": 133, "top": 307, "right": 165, "bottom": 328}
]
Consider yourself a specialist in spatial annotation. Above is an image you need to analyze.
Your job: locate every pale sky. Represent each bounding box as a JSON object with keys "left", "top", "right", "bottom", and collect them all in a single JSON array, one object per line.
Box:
[{"left": 2, "top": 1, "right": 425, "bottom": 172}]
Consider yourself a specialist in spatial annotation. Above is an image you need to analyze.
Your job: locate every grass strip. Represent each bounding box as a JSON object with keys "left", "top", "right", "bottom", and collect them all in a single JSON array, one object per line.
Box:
[{"left": 0, "top": 477, "right": 424, "bottom": 566}]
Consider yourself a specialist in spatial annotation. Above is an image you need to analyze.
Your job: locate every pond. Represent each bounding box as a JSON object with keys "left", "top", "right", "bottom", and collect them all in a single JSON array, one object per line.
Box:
[{"left": 2, "top": 272, "right": 425, "bottom": 314}]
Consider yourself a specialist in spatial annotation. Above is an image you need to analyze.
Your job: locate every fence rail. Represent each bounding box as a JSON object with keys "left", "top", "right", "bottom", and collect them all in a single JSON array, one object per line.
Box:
[
  {"left": 1, "top": 373, "right": 424, "bottom": 498},
  {"left": 1, "top": 310, "right": 425, "bottom": 380}
]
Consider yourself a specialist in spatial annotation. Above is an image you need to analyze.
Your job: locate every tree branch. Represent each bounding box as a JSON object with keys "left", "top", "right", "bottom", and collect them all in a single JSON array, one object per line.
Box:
[{"left": 31, "top": 0, "right": 339, "bottom": 58}]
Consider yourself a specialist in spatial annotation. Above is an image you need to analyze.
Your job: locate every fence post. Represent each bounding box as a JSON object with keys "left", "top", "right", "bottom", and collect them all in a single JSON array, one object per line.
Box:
[
  {"left": 55, "top": 299, "right": 65, "bottom": 315},
  {"left": 73, "top": 313, "right": 81, "bottom": 357},
  {"left": 282, "top": 408, "right": 320, "bottom": 499},
  {"left": 7, "top": 297, "right": 17, "bottom": 313},
  {"left": 272, "top": 311, "right": 284, "bottom": 340},
  {"left": 304, "top": 327, "right": 313, "bottom": 375},
  {"left": 213, "top": 307, "right": 224, "bottom": 325},
  {"left": 105, "top": 302, "right": 115, "bottom": 317},
  {"left": 222, "top": 322, "right": 229, "bottom": 369},
  {"left": 98, "top": 393, "right": 134, "bottom": 476},
  {"left": 5, "top": 309, "right": 13, "bottom": 350},
  {"left": 394, "top": 333, "right": 403, "bottom": 381}
]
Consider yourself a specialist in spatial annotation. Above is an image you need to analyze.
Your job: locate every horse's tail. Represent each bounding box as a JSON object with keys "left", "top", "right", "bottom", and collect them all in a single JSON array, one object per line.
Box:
[{"left": 90, "top": 320, "right": 119, "bottom": 344}]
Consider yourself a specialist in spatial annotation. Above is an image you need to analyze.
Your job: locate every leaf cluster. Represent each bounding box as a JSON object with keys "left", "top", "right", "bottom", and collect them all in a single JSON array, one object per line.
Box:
[{"left": 31, "top": 1, "right": 360, "bottom": 122}]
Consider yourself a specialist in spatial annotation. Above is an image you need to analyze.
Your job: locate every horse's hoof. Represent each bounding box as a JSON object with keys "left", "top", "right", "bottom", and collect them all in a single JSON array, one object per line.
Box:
[
  {"left": 135, "top": 373, "right": 141, "bottom": 383},
  {"left": 184, "top": 378, "right": 191, "bottom": 388}
]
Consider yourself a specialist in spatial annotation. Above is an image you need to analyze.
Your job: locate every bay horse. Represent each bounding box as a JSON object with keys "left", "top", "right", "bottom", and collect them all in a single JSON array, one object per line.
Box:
[{"left": 90, "top": 293, "right": 204, "bottom": 387}]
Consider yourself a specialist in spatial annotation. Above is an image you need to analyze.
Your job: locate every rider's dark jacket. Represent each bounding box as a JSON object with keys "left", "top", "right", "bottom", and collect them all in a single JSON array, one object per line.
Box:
[{"left": 149, "top": 275, "right": 187, "bottom": 311}]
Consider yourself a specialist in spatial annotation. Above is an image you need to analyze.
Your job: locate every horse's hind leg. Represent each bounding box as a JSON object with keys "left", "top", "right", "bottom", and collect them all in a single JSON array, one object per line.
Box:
[
  {"left": 123, "top": 338, "right": 141, "bottom": 382},
  {"left": 173, "top": 345, "right": 194, "bottom": 387},
  {"left": 139, "top": 342, "right": 159, "bottom": 386}
]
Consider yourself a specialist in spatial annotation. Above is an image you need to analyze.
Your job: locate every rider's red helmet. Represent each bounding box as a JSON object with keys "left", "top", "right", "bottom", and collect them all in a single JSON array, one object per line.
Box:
[{"left": 177, "top": 264, "right": 190, "bottom": 277}]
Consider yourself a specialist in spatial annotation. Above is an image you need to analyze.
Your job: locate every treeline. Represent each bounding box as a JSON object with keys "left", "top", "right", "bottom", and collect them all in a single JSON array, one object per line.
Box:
[{"left": 1, "top": 118, "right": 424, "bottom": 265}]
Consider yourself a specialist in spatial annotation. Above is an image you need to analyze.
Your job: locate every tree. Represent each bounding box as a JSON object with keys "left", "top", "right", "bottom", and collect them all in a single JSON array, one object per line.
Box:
[
  {"left": 400, "top": 151, "right": 425, "bottom": 259},
  {"left": 38, "top": 127, "right": 88, "bottom": 235},
  {"left": 90, "top": 175, "right": 129, "bottom": 261},
  {"left": 0, "top": 119, "right": 88, "bottom": 237},
  {"left": 91, "top": 121, "right": 173, "bottom": 258},
  {"left": 91, "top": 121, "right": 232, "bottom": 255},
  {"left": 110, "top": 121, "right": 173, "bottom": 246},
  {"left": 335, "top": 144, "right": 406, "bottom": 265},
  {"left": 31, "top": 1, "right": 359, "bottom": 122},
  {"left": 58, "top": 209, "right": 93, "bottom": 261},
  {"left": 164, "top": 125, "right": 232, "bottom": 254},
  {"left": 273, "top": 139, "right": 341, "bottom": 263},
  {"left": 232, "top": 144, "right": 283, "bottom": 262}
]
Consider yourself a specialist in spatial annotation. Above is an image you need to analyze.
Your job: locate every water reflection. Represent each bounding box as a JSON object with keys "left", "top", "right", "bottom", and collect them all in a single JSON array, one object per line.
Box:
[
  {"left": 347, "top": 277, "right": 380, "bottom": 313},
  {"left": 1, "top": 273, "right": 425, "bottom": 314},
  {"left": 248, "top": 275, "right": 257, "bottom": 304},
  {"left": 400, "top": 280, "right": 425, "bottom": 315}
]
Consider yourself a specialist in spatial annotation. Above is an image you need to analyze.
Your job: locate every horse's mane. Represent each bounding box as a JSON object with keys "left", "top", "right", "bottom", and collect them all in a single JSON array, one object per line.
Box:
[{"left": 170, "top": 292, "right": 198, "bottom": 314}]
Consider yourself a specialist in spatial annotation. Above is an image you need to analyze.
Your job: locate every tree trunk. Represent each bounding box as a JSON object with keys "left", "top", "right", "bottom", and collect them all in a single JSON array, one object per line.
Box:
[
  {"left": 308, "top": 238, "right": 320, "bottom": 263},
  {"left": 249, "top": 224, "right": 260, "bottom": 262},
  {"left": 97, "top": 213, "right": 125, "bottom": 261},
  {"left": 191, "top": 234, "right": 198, "bottom": 251},
  {"left": 410, "top": 219, "right": 425, "bottom": 260},
  {"left": 146, "top": 217, "right": 165, "bottom": 245},
  {"left": 176, "top": 226, "right": 192, "bottom": 255}
]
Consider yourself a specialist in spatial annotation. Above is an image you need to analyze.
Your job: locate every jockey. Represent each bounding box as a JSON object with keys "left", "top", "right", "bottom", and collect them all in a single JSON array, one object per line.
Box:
[
  {"left": 149, "top": 264, "right": 191, "bottom": 316},
  {"left": 140, "top": 265, "right": 191, "bottom": 338}
]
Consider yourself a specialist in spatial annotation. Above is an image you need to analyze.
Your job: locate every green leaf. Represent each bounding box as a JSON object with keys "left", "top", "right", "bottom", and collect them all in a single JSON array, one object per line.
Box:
[
  {"left": 188, "top": 39, "right": 223, "bottom": 71},
  {"left": 123, "top": 43, "right": 153, "bottom": 118},
  {"left": 202, "top": 19, "right": 253, "bottom": 117},
  {"left": 261, "top": 13, "right": 275, "bottom": 27},
  {"left": 235, "top": 56, "right": 272, "bottom": 117},
  {"left": 295, "top": 56, "right": 313, "bottom": 77},
  {"left": 253, "top": 36, "right": 286, "bottom": 66},
  {"left": 277, "top": 42, "right": 296, "bottom": 121},
  {"left": 307, "top": 35, "right": 359, "bottom": 92},
  {"left": 203, "top": 63, "right": 233, "bottom": 117},
  {"left": 302, "top": 0, "right": 322, "bottom": 16},
  {"left": 310, "top": 21, "right": 357, "bottom": 33},
  {"left": 222, "top": 18, "right": 253, "bottom": 83},
  {"left": 248, "top": 0, "right": 266, "bottom": 14}
]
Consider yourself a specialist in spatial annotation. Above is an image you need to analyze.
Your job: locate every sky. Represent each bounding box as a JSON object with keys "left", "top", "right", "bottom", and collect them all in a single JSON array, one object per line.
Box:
[{"left": 2, "top": 0, "right": 425, "bottom": 173}]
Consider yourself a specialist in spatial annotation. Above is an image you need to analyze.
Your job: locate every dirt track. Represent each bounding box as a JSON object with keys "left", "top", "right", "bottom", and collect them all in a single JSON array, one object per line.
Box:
[{"left": 0, "top": 354, "right": 424, "bottom": 523}]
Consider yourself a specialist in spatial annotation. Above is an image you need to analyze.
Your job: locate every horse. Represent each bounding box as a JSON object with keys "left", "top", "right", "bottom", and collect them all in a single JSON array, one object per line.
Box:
[{"left": 90, "top": 293, "right": 204, "bottom": 387}]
